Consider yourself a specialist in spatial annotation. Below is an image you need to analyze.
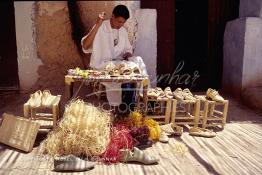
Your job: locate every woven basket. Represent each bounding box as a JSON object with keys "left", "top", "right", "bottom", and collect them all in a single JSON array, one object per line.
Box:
[{"left": 0, "top": 113, "right": 40, "bottom": 152}]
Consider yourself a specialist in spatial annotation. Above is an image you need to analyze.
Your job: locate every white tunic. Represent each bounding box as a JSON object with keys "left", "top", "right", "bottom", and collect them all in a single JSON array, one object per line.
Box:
[{"left": 81, "top": 20, "right": 148, "bottom": 106}]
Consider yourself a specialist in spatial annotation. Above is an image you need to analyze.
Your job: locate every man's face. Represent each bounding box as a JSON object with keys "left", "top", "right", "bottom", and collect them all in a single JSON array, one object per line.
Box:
[{"left": 111, "top": 15, "right": 126, "bottom": 29}]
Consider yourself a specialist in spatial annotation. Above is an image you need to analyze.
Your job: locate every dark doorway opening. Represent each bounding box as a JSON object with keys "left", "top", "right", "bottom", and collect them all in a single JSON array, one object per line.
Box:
[
  {"left": 138, "top": 0, "right": 240, "bottom": 91},
  {"left": 174, "top": 0, "right": 208, "bottom": 91},
  {"left": 0, "top": 1, "right": 19, "bottom": 91}
]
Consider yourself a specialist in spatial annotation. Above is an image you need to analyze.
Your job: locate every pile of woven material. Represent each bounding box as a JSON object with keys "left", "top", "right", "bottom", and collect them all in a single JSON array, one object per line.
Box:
[{"left": 44, "top": 99, "right": 111, "bottom": 157}]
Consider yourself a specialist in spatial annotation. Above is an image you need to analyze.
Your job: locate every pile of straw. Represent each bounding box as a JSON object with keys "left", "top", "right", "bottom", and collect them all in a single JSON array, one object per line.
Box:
[{"left": 44, "top": 99, "right": 111, "bottom": 157}]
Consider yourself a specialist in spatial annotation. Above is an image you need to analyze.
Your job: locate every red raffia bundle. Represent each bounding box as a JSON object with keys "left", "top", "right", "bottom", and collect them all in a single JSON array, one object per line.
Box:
[{"left": 101, "top": 123, "right": 134, "bottom": 163}]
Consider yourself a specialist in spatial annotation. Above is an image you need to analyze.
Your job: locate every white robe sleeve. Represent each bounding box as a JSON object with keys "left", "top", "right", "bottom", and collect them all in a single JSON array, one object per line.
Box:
[
  {"left": 81, "top": 35, "right": 93, "bottom": 54},
  {"left": 81, "top": 25, "right": 96, "bottom": 54}
]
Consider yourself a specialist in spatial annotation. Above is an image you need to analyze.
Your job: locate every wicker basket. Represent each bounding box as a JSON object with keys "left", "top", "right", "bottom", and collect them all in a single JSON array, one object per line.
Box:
[{"left": 0, "top": 113, "right": 40, "bottom": 152}]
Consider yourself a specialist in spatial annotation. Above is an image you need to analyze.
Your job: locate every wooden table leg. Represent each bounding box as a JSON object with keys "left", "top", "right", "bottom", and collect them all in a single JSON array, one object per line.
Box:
[
  {"left": 65, "top": 76, "right": 74, "bottom": 101},
  {"left": 170, "top": 99, "right": 177, "bottom": 124},
  {"left": 222, "top": 100, "right": 229, "bottom": 128},
  {"left": 202, "top": 101, "right": 209, "bottom": 129},
  {"left": 142, "top": 79, "right": 149, "bottom": 115},
  {"left": 193, "top": 99, "right": 200, "bottom": 128}
]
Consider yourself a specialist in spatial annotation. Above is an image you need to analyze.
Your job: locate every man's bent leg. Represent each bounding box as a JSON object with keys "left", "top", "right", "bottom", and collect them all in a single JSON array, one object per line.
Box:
[{"left": 119, "top": 83, "right": 136, "bottom": 114}]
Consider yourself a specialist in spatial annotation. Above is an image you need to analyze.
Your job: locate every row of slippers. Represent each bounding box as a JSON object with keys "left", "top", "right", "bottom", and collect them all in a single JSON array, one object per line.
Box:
[
  {"left": 105, "top": 62, "right": 141, "bottom": 76},
  {"left": 146, "top": 87, "right": 196, "bottom": 102},
  {"left": 28, "top": 90, "right": 58, "bottom": 108},
  {"left": 146, "top": 87, "right": 225, "bottom": 103},
  {"left": 53, "top": 147, "right": 159, "bottom": 172}
]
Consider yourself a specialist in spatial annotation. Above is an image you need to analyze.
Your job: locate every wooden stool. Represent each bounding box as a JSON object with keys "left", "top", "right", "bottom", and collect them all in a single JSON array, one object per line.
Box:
[
  {"left": 23, "top": 95, "right": 61, "bottom": 129},
  {"left": 170, "top": 99, "right": 200, "bottom": 127},
  {"left": 139, "top": 96, "right": 172, "bottom": 124},
  {"left": 195, "top": 95, "right": 229, "bottom": 129}
]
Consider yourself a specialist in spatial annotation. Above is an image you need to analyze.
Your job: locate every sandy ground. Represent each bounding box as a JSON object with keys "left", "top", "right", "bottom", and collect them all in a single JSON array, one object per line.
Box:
[{"left": 0, "top": 87, "right": 262, "bottom": 175}]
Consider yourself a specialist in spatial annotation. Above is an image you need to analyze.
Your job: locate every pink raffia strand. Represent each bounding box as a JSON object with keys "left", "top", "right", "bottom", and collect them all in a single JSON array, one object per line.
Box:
[{"left": 100, "top": 123, "right": 134, "bottom": 164}]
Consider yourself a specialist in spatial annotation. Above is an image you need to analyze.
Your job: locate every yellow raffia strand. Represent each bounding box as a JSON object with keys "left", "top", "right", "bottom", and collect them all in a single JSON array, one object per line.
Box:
[
  {"left": 143, "top": 118, "right": 161, "bottom": 140},
  {"left": 129, "top": 111, "right": 143, "bottom": 127},
  {"left": 128, "top": 111, "right": 161, "bottom": 140}
]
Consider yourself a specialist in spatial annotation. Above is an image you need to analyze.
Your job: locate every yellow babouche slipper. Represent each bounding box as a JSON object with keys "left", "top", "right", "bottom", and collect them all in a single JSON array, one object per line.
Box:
[
  {"left": 41, "top": 89, "right": 51, "bottom": 107},
  {"left": 189, "top": 127, "right": 216, "bottom": 138},
  {"left": 206, "top": 88, "right": 225, "bottom": 102},
  {"left": 155, "top": 87, "right": 165, "bottom": 99},
  {"left": 159, "top": 131, "right": 169, "bottom": 143},
  {"left": 29, "top": 90, "right": 42, "bottom": 108},
  {"left": 160, "top": 123, "right": 183, "bottom": 136},
  {"left": 182, "top": 88, "right": 196, "bottom": 102},
  {"left": 164, "top": 87, "right": 173, "bottom": 98},
  {"left": 173, "top": 88, "right": 184, "bottom": 101}
]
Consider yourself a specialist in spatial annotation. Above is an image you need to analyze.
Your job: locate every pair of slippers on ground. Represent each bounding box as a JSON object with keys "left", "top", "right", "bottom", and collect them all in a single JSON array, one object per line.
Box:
[
  {"left": 53, "top": 147, "right": 159, "bottom": 172},
  {"left": 160, "top": 123, "right": 216, "bottom": 143},
  {"left": 159, "top": 123, "right": 184, "bottom": 143}
]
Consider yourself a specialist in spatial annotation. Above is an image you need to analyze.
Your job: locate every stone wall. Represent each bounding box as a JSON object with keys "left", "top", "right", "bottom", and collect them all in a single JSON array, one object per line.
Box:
[
  {"left": 223, "top": 0, "right": 262, "bottom": 97},
  {"left": 34, "top": 1, "right": 83, "bottom": 93},
  {"left": 14, "top": 2, "right": 42, "bottom": 91},
  {"left": 239, "top": 0, "right": 262, "bottom": 17}
]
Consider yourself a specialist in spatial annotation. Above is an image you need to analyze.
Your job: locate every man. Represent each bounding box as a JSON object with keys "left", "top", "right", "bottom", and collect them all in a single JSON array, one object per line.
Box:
[{"left": 81, "top": 5, "right": 148, "bottom": 112}]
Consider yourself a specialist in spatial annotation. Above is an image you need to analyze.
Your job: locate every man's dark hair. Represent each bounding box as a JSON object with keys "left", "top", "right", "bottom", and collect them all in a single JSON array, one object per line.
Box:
[{"left": 112, "top": 5, "right": 130, "bottom": 20}]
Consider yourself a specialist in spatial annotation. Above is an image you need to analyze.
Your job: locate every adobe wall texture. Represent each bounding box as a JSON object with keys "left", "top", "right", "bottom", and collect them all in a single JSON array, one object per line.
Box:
[{"left": 34, "top": 1, "right": 83, "bottom": 93}]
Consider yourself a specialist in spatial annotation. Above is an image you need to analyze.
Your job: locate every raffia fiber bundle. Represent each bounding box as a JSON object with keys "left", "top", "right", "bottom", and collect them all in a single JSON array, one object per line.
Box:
[
  {"left": 44, "top": 99, "right": 111, "bottom": 157},
  {"left": 128, "top": 111, "right": 161, "bottom": 140},
  {"left": 143, "top": 118, "right": 161, "bottom": 140},
  {"left": 101, "top": 124, "right": 134, "bottom": 163}
]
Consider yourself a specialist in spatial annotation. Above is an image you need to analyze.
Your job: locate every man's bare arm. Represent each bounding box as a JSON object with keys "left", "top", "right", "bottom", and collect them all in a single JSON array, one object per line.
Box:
[{"left": 82, "top": 12, "right": 105, "bottom": 50}]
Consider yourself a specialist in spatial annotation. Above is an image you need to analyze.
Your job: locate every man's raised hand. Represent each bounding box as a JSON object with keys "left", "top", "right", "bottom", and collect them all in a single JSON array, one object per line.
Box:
[{"left": 96, "top": 12, "right": 106, "bottom": 27}]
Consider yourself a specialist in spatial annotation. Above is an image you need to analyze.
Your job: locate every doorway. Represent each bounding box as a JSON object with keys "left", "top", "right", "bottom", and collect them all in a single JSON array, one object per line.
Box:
[
  {"left": 175, "top": 0, "right": 208, "bottom": 91},
  {"left": 141, "top": 0, "right": 239, "bottom": 91},
  {"left": 0, "top": 1, "right": 19, "bottom": 91}
]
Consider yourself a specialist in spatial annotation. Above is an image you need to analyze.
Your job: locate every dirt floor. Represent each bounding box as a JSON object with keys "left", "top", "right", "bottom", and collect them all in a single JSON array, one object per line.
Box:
[{"left": 0, "top": 86, "right": 262, "bottom": 174}]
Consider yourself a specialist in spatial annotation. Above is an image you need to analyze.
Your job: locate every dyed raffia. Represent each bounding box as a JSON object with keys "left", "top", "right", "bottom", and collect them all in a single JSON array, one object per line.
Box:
[{"left": 101, "top": 124, "right": 134, "bottom": 163}]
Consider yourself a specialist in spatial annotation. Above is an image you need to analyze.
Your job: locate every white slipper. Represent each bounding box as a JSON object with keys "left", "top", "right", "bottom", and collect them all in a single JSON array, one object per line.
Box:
[
  {"left": 189, "top": 127, "right": 216, "bottom": 138},
  {"left": 159, "top": 131, "right": 169, "bottom": 143},
  {"left": 54, "top": 154, "right": 96, "bottom": 172},
  {"left": 119, "top": 147, "right": 159, "bottom": 165}
]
